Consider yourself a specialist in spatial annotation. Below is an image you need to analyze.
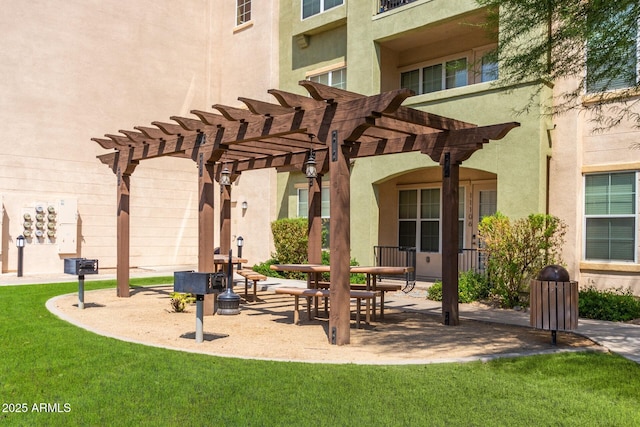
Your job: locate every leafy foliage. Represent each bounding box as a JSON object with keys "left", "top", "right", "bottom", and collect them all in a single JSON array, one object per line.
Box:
[
  {"left": 169, "top": 292, "right": 195, "bottom": 312},
  {"left": 579, "top": 286, "right": 640, "bottom": 322},
  {"left": 271, "top": 217, "right": 308, "bottom": 264},
  {"left": 427, "top": 271, "right": 490, "bottom": 303},
  {"left": 478, "top": 213, "right": 566, "bottom": 308},
  {"left": 320, "top": 250, "right": 366, "bottom": 284},
  {"left": 476, "top": 0, "right": 640, "bottom": 129}
]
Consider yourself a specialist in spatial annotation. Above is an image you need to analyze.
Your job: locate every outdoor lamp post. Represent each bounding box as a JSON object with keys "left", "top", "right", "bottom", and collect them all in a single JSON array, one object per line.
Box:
[
  {"left": 16, "top": 235, "right": 25, "bottom": 277},
  {"left": 236, "top": 236, "right": 244, "bottom": 270}
]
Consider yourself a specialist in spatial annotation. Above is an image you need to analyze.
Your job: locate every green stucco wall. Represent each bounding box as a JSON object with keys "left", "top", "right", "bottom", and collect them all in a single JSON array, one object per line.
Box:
[{"left": 277, "top": 0, "right": 552, "bottom": 266}]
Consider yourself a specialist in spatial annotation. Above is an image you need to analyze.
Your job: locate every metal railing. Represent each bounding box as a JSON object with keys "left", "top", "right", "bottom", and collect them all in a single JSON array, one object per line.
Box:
[
  {"left": 458, "top": 248, "right": 486, "bottom": 275},
  {"left": 378, "top": 0, "right": 418, "bottom": 13},
  {"left": 373, "top": 246, "right": 416, "bottom": 290}
]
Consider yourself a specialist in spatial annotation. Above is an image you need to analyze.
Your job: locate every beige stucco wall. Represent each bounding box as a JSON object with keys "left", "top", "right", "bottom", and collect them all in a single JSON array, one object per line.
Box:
[
  {"left": 550, "top": 76, "right": 640, "bottom": 293},
  {"left": 0, "top": 1, "right": 279, "bottom": 275}
]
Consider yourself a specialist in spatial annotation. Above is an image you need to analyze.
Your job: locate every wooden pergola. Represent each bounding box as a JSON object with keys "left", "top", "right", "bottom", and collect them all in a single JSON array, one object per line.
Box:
[{"left": 93, "top": 81, "right": 518, "bottom": 345}]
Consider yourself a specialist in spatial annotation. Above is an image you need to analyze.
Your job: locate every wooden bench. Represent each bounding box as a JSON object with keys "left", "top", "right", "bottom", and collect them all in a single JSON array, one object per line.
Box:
[
  {"left": 236, "top": 269, "right": 267, "bottom": 301},
  {"left": 315, "top": 282, "right": 401, "bottom": 319},
  {"left": 274, "top": 287, "right": 376, "bottom": 328}
]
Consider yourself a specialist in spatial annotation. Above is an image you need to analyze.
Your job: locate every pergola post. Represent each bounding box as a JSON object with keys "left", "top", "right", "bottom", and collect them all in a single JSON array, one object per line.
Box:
[
  {"left": 199, "top": 160, "right": 216, "bottom": 315},
  {"left": 329, "top": 130, "right": 351, "bottom": 345},
  {"left": 198, "top": 160, "right": 216, "bottom": 272},
  {"left": 307, "top": 174, "right": 323, "bottom": 264},
  {"left": 219, "top": 179, "right": 232, "bottom": 255},
  {"left": 116, "top": 168, "right": 132, "bottom": 297},
  {"left": 441, "top": 153, "right": 460, "bottom": 325}
]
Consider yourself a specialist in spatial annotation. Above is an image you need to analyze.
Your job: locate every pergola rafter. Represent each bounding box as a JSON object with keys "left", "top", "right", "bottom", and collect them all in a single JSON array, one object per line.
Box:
[{"left": 93, "top": 81, "right": 519, "bottom": 345}]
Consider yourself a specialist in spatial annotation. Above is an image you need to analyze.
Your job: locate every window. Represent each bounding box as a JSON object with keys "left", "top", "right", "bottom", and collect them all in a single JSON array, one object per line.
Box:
[
  {"left": 399, "top": 187, "right": 468, "bottom": 252},
  {"left": 584, "top": 172, "right": 636, "bottom": 262},
  {"left": 401, "top": 50, "right": 497, "bottom": 95},
  {"left": 298, "top": 187, "right": 330, "bottom": 248},
  {"left": 586, "top": 6, "right": 638, "bottom": 93},
  {"left": 236, "top": 0, "right": 251, "bottom": 26},
  {"left": 480, "top": 52, "right": 499, "bottom": 83},
  {"left": 309, "top": 67, "right": 346, "bottom": 89},
  {"left": 302, "top": 0, "right": 343, "bottom": 19}
]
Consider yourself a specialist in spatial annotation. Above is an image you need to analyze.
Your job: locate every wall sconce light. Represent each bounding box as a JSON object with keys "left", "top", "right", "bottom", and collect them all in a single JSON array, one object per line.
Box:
[
  {"left": 241, "top": 201, "right": 248, "bottom": 210},
  {"left": 220, "top": 165, "right": 231, "bottom": 186}
]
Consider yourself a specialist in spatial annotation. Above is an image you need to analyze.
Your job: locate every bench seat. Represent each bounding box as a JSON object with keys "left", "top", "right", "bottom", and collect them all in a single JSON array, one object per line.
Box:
[
  {"left": 236, "top": 269, "right": 267, "bottom": 301},
  {"left": 274, "top": 287, "right": 376, "bottom": 328},
  {"left": 314, "top": 281, "right": 401, "bottom": 319}
]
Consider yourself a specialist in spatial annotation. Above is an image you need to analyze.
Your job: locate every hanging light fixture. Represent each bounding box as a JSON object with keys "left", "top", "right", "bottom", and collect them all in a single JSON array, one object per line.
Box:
[
  {"left": 220, "top": 165, "right": 231, "bottom": 186},
  {"left": 305, "top": 134, "right": 317, "bottom": 184}
]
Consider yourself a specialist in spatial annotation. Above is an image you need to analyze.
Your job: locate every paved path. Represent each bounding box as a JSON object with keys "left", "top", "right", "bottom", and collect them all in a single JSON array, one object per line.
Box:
[{"left": 2, "top": 267, "right": 639, "bottom": 364}]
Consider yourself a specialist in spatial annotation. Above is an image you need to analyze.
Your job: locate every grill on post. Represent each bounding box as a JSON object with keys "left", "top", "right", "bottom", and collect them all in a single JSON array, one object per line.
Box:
[
  {"left": 64, "top": 258, "right": 99, "bottom": 309},
  {"left": 174, "top": 271, "right": 225, "bottom": 343}
]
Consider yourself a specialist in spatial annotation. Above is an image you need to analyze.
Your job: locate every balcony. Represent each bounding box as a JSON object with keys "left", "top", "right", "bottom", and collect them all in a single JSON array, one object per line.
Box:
[{"left": 379, "top": 0, "right": 418, "bottom": 14}]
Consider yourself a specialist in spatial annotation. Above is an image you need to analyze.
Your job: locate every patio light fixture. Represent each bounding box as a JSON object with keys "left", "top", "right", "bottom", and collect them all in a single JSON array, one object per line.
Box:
[{"left": 220, "top": 165, "right": 231, "bottom": 186}]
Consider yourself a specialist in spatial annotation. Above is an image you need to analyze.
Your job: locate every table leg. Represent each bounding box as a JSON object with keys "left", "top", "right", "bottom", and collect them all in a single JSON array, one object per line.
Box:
[{"left": 294, "top": 295, "right": 300, "bottom": 325}]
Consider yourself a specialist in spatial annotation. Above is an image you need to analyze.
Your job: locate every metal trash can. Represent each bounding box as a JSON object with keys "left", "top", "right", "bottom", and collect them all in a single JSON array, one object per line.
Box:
[{"left": 530, "top": 265, "right": 578, "bottom": 345}]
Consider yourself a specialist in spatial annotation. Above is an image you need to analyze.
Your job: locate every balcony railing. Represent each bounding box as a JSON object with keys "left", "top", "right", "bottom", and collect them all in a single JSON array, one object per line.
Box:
[{"left": 379, "top": 0, "right": 418, "bottom": 14}]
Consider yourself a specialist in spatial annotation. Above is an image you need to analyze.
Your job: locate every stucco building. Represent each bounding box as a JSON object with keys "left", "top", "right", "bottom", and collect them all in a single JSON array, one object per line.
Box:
[{"left": 2, "top": 1, "right": 638, "bottom": 295}]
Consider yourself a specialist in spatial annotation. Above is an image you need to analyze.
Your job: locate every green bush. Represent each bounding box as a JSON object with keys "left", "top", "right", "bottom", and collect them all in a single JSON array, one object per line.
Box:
[
  {"left": 251, "top": 258, "right": 284, "bottom": 278},
  {"left": 320, "top": 250, "right": 366, "bottom": 284},
  {"left": 427, "top": 281, "right": 443, "bottom": 301},
  {"left": 169, "top": 292, "right": 195, "bottom": 312},
  {"left": 579, "top": 286, "right": 640, "bottom": 322},
  {"left": 426, "top": 271, "right": 490, "bottom": 303},
  {"left": 479, "top": 213, "right": 566, "bottom": 308},
  {"left": 271, "top": 218, "right": 308, "bottom": 265}
]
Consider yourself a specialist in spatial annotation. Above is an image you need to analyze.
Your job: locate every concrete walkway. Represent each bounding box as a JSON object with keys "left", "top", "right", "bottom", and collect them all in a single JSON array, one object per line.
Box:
[{"left": 2, "top": 266, "right": 639, "bottom": 364}]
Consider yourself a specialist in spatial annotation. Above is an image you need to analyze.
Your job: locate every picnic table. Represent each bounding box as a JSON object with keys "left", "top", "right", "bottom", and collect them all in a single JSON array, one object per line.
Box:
[{"left": 270, "top": 264, "right": 413, "bottom": 319}]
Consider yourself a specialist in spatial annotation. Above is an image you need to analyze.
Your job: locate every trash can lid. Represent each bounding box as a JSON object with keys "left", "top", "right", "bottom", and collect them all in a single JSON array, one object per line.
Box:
[{"left": 536, "top": 265, "right": 570, "bottom": 282}]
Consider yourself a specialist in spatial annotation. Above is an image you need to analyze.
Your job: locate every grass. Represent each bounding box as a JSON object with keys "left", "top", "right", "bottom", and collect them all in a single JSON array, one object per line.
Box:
[{"left": 1, "top": 279, "right": 640, "bottom": 426}]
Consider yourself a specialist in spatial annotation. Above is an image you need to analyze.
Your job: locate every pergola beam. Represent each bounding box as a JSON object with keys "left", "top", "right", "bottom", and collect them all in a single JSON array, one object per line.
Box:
[{"left": 92, "top": 82, "right": 520, "bottom": 347}]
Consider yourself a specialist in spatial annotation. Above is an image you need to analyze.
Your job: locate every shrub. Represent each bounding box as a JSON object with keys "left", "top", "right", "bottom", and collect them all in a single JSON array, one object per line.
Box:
[
  {"left": 169, "top": 292, "right": 195, "bottom": 312},
  {"left": 479, "top": 213, "right": 566, "bottom": 308},
  {"left": 251, "top": 258, "right": 284, "bottom": 278},
  {"left": 270, "top": 218, "right": 309, "bottom": 279},
  {"left": 427, "top": 281, "right": 443, "bottom": 301},
  {"left": 321, "top": 250, "right": 366, "bottom": 284},
  {"left": 426, "top": 271, "right": 490, "bottom": 303},
  {"left": 579, "top": 286, "right": 640, "bottom": 322},
  {"left": 271, "top": 217, "right": 308, "bottom": 264}
]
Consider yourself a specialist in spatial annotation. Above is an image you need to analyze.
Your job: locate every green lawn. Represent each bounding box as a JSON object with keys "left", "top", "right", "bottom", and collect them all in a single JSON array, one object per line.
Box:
[{"left": 1, "top": 279, "right": 639, "bottom": 426}]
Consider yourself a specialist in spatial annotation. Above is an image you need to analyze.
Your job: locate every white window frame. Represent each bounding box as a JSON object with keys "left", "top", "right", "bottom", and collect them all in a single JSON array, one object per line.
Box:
[
  {"left": 301, "top": 0, "right": 344, "bottom": 20},
  {"left": 236, "top": 0, "right": 251, "bottom": 26},
  {"left": 400, "top": 45, "right": 498, "bottom": 95},
  {"left": 397, "top": 186, "right": 467, "bottom": 253},
  {"left": 307, "top": 66, "right": 347, "bottom": 89},
  {"left": 582, "top": 171, "right": 638, "bottom": 262}
]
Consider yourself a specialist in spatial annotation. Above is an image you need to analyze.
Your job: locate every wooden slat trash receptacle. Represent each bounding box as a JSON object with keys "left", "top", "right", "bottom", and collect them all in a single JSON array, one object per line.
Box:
[{"left": 530, "top": 265, "right": 578, "bottom": 345}]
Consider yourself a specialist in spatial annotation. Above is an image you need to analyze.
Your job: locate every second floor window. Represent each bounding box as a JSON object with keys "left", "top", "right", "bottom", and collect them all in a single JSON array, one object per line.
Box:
[
  {"left": 309, "top": 67, "right": 346, "bottom": 89},
  {"left": 302, "top": 0, "right": 343, "bottom": 20},
  {"left": 237, "top": 0, "right": 251, "bottom": 26},
  {"left": 401, "top": 50, "right": 497, "bottom": 95},
  {"left": 586, "top": 5, "right": 638, "bottom": 93}
]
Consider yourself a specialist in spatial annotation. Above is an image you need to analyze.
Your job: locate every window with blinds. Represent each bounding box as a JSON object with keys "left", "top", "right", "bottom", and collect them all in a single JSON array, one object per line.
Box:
[{"left": 584, "top": 172, "right": 636, "bottom": 261}]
